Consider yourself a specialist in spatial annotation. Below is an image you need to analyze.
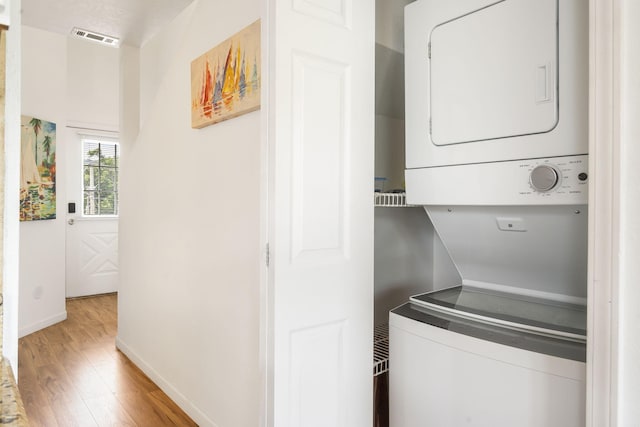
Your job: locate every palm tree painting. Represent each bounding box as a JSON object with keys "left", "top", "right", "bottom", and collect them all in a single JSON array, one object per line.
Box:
[
  {"left": 20, "top": 115, "right": 57, "bottom": 221},
  {"left": 42, "top": 135, "right": 53, "bottom": 165},
  {"left": 29, "top": 117, "right": 42, "bottom": 164},
  {"left": 191, "top": 20, "right": 261, "bottom": 128}
]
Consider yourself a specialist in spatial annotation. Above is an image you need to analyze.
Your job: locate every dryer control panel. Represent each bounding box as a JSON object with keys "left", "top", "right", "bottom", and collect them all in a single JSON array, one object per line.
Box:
[
  {"left": 521, "top": 157, "right": 588, "bottom": 197},
  {"left": 405, "top": 155, "right": 588, "bottom": 205}
]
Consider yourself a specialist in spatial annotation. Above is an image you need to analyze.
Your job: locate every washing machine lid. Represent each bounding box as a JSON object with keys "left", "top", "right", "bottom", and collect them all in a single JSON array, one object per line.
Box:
[
  {"left": 410, "top": 285, "right": 586, "bottom": 341},
  {"left": 430, "top": 0, "right": 558, "bottom": 146},
  {"left": 391, "top": 302, "right": 586, "bottom": 361}
]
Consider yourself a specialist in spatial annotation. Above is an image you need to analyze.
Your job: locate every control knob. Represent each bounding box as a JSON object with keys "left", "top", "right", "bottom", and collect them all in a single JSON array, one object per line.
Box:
[{"left": 530, "top": 165, "right": 560, "bottom": 192}]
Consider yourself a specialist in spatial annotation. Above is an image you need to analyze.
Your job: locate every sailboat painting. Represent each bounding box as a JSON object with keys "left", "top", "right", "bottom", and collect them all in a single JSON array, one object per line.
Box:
[
  {"left": 20, "top": 115, "right": 57, "bottom": 221},
  {"left": 191, "top": 20, "right": 261, "bottom": 128}
]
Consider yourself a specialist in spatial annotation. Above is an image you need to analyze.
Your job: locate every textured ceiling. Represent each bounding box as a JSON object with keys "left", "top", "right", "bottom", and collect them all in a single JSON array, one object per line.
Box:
[{"left": 21, "top": 0, "right": 195, "bottom": 47}]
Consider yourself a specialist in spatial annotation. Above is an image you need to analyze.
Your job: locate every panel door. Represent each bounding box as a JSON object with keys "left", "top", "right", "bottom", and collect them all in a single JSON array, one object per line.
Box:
[
  {"left": 65, "top": 131, "right": 119, "bottom": 297},
  {"left": 266, "top": 0, "right": 375, "bottom": 425}
]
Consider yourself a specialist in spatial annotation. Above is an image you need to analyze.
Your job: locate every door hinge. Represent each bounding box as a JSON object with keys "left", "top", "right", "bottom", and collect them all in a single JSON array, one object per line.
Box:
[
  {"left": 429, "top": 117, "right": 432, "bottom": 134},
  {"left": 265, "top": 243, "right": 270, "bottom": 267},
  {"left": 428, "top": 42, "right": 431, "bottom": 59}
]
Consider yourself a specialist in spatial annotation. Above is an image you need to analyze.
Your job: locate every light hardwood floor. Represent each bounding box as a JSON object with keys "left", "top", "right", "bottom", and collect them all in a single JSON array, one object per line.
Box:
[{"left": 18, "top": 293, "right": 198, "bottom": 426}]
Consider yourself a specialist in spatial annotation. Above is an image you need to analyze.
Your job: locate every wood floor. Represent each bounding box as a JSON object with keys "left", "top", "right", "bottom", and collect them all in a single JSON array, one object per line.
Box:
[{"left": 18, "top": 294, "right": 198, "bottom": 427}]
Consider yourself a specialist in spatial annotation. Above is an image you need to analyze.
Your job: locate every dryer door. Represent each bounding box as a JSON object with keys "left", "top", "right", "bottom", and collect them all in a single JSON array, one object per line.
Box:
[
  {"left": 404, "top": 0, "right": 588, "bottom": 169},
  {"left": 430, "top": 0, "right": 557, "bottom": 146}
]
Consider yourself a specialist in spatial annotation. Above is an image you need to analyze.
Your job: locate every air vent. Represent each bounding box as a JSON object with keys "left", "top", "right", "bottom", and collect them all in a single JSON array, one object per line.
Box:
[{"left": 71, "top": 27, "right": 120, "bottom": 47}]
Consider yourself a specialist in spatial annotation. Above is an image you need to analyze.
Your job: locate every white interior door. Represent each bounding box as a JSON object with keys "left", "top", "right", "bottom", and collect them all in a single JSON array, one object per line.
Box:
[
  {"left": 65, "top": 130, "right": 119, "bottom": 297},
  {"left": 266, "top": 0, "right": 375, "bottom": 425}
]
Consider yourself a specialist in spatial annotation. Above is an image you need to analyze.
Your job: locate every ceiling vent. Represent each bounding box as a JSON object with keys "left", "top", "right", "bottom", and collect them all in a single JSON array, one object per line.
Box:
[{"left": 71, "top": 28, "right": 120, "bottom": 47}]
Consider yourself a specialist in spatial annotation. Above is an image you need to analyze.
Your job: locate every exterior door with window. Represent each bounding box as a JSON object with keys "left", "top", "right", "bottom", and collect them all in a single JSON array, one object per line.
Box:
[{"left": 66, "top": 132, "right": 120, "bottom": 297}]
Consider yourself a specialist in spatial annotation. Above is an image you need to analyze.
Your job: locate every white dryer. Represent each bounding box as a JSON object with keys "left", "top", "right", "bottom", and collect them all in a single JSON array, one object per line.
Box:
[
  {"left": 404, "top": 0, "right": 589, "bottom": 207},
  {"left": 392, "top": 0, "right": 589, "bottom": 425},
  {"left": 404, "top": 0, "right": 588, "bottom": 172}
]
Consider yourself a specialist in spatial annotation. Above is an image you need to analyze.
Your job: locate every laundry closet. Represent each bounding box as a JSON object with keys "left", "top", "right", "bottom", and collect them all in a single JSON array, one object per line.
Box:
[
  {"left": 372, "top": 0, "right": 461, "bottom": 422},
  {"left": 373, "top": 0, "right": 589, "bottom": 426},
  {"left": 373, "top": 0, "right": 461, "bottom": 330}
]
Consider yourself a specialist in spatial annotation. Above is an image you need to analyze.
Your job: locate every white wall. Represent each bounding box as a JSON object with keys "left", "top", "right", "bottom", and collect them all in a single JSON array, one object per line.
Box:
[
  {"left": 19, "top": 26, "right": 120, "bottom": 337},
  {"left": 19, "top": 27, "right": 68, "bottom": 336},
  {"left": 374, "top": 116, "right": 404, "bottom": 190},
  {"left": 3, "top": 0, "right": 22, "bottom": 370},
  {"left": 376, "top": 0, "right": 415, "bottom": 53},
  {"left": 116, "top": 0, "right": 261, "bottom": 425},
  {"left": 374, "top": 2, "right": 407, "bottom": 191},
  {"left": 66, "top": 37, "right": 120, "bottom": 129}
]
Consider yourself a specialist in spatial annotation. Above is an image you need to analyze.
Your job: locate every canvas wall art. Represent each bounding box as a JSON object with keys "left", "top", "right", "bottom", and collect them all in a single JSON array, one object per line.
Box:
[
  {"left": 20, "top": 115, "right": 57, "bottom": 221},
  {"left": 191, "top": 20, "right": 261, "bottom": 128}
]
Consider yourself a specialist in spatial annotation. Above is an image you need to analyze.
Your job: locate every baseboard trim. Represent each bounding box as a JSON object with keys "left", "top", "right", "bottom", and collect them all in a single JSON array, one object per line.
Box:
[
  {"left": 19, "top": 311, "right": 67, "bottom": 338},
  {"left": 115, "top": 336, "right": 218, "bottom": 427}
]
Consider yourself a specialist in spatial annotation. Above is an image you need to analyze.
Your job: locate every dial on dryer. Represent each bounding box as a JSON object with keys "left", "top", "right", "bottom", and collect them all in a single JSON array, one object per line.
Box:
[{"left": 530, "top": 165, "right": 560, "bottom": 192}]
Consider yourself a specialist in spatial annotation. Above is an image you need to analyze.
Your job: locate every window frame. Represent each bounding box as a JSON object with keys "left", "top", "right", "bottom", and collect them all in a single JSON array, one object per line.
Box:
[{"left": 81, "top": 136, "right": 120, "bottom": 218}]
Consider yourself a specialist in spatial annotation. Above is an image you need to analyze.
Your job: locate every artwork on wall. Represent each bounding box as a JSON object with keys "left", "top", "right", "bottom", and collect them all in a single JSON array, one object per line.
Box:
[
  {"left": 191, "top": 20, "right": 261, "bottom": 128},
  {"left": 20, "top": 115, "right": 57, "bottom": 221}
]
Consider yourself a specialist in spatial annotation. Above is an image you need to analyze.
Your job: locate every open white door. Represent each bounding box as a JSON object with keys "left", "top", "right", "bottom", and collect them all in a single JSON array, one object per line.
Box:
[
  {"left": 66, "top": 131, "right": 119, "bottom": 297},
  {"left": 265, "top": 0, "right": 375, "bottom": 425}
]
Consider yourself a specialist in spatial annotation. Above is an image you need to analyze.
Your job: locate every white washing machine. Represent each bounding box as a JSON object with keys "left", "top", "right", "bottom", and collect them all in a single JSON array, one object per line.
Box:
[
  {"left": 392, "top": 0, "right": 589, "bottom": 425},
  {"left": 390, "top": 294, "right": 586, "bottom": 427},
  {"left": 389, "top": 201, "right": 588, "bottom": 426}
]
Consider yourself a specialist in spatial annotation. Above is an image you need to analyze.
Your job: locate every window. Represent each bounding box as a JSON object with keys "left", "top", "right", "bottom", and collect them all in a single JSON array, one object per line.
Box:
[{"left": 83, "top": 138, "right": 119, "bottom": 216}]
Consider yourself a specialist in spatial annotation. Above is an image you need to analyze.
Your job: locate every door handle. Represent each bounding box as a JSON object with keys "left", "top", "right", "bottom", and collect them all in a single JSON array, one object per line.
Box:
[{"left": 68, "top": 219, "right": 75, "bottom": 225}]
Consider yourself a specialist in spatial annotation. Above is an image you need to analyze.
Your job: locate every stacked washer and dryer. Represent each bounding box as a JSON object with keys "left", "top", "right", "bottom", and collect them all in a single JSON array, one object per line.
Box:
[{"left": 390, "top": 0, "right": 588, "bottom": 426}]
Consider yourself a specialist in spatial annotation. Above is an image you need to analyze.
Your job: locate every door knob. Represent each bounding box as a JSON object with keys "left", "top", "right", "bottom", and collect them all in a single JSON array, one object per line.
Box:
[{"left": 68, "top": 219, "right": 75, "bottom": 225}]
